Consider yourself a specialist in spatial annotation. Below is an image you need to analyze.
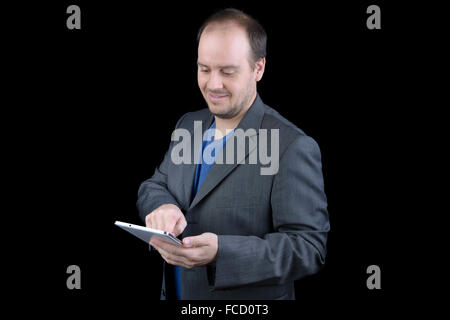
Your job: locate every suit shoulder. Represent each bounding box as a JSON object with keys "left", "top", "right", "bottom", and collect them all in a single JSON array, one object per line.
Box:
[
  {"left": 260, "top": 103, "right": 322, "bottom": 158},
  {"left": 260, "top": 103, "right": 307, "bottom": 141},
  {"left": 176, "top": 108, "right": 210, "bottom": 127},
  {"left": 173, "top": 108, "right": 210, "bottom": 129}
]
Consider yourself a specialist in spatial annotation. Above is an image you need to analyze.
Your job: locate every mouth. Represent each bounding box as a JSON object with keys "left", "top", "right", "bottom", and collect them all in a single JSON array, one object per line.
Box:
[{"left": 208, "top": 93, "right": 228, "bottom": 103}]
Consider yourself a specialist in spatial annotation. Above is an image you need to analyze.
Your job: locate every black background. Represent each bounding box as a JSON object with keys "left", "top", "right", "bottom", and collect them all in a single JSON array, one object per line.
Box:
[{"left": 5, "top": 0, "right": 439, "bottom": 316}]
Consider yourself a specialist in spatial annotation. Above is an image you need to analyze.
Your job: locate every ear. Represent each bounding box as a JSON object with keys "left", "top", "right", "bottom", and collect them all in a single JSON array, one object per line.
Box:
[{"left": 254, "top": 57, "right": 266, "bottom": 82}]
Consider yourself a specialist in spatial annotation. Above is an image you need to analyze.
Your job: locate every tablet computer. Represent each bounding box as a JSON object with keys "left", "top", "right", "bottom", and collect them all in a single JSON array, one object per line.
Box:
[{"left": 114, "top": 221, "right": 182, "bottom": 246}]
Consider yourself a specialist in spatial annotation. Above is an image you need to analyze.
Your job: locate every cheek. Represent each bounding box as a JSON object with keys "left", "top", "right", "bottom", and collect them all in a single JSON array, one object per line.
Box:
[
  {"left": 197, "top": 76, "right": 206, "bottom": 91},
  {"left": 225, "top": 78, "right": 244, "bottom": 96}
]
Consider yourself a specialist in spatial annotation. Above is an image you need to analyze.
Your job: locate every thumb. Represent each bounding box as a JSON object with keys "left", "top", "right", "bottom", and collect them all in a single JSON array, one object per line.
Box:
[{"left": 183, "top": 234, "right": 207, "bottom": 248}]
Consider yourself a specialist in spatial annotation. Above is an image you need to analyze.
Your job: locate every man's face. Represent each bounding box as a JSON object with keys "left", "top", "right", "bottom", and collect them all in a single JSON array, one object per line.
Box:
[{"left": 197, "top": 23, "right": 257, "bottom": 119}]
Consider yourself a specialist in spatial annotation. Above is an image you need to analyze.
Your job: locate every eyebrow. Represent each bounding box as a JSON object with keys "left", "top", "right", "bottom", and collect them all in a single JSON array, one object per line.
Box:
[{"left": 197, "top": 62, "right": 240, "bottom": 69}]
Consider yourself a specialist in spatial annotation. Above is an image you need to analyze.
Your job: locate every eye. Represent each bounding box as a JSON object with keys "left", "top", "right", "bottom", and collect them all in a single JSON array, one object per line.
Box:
[
  {"left": 199, "top": 69, "right": 209, "bottom": 73},
  {"left": 222, "top": 71, "right": 235, "bottom": 76}
]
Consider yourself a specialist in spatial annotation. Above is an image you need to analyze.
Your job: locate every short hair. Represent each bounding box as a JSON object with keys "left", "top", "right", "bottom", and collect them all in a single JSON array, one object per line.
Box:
[{"left": 197, "top": 8, "right": 267, "bottom": 66}]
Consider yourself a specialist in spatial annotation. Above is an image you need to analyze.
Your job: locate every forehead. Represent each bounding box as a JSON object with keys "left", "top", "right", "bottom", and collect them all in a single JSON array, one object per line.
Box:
[{"left": 198, "top": 22, "right": 251, "bottom": 67}]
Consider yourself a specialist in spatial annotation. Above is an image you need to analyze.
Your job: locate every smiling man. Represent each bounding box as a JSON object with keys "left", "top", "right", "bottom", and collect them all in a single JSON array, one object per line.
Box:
[
  {"left": 137, "top": 8, "right": 330, "bottom": 300},
  {"left": 197, "top": 20, "right": 262, "bottom": 124}
]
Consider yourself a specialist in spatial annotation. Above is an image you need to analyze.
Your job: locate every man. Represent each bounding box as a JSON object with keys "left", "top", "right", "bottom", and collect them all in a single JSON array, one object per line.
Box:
[{"left": 137, "top": 8, "right": 330, "bottom": 300}]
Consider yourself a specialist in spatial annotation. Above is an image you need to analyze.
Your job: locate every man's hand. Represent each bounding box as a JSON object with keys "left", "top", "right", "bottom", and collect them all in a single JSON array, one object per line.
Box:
[
  {"left": 145, "top": 203, "right": 186, "bottom": 237},
  {"left": 150, "top": 232, "right": 218, "bottom": 269}
]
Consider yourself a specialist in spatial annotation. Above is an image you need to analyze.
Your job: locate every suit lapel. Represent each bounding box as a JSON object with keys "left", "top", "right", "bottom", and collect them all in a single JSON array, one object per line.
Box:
[
  {"left": 188, "top": 94, "right": 265, "bottom": 210},
  {"left": 180, "top": 111, "right": 214, "bottom": 210}
]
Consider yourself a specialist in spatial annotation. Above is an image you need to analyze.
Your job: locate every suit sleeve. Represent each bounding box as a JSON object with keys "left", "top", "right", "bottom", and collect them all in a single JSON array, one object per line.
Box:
[
  {"left": 211, "top": 135, "right": 330, "bottom": 290},
  {"left": 136, "top": 113, "right": 189, "bottom": 223}
]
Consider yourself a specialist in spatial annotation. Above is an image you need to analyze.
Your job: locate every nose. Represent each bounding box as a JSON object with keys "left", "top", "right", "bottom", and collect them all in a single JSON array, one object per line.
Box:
[{"left": 206, "top": 71, "right": 224, "bottom": 91}]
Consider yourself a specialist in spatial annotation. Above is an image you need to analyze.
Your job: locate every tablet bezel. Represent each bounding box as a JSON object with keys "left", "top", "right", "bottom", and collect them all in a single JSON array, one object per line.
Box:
[{"left": 114, "top": 221, "right": 182, "bottom": 246}]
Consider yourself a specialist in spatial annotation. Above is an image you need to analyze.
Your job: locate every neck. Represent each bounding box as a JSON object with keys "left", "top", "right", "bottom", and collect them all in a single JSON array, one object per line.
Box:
[{"left": 214, "top": 92, "right": 257, "bottom": 139}]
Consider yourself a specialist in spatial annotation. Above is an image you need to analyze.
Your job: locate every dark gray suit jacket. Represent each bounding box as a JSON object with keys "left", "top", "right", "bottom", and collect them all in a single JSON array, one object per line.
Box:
[{"left": 137, "top": 94, "right": 330, "bottom": 300}]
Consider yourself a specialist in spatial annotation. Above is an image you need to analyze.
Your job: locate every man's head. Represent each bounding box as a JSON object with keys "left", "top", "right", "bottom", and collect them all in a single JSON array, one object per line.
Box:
[{"left": 197, "top": 8, "right": 267, "bottom": 119}]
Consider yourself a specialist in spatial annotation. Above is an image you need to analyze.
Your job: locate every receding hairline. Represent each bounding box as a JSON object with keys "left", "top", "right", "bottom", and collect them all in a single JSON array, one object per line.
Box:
[
  {"left": 198, "top": 21, "right": 254, "bottom": 67},
  {"left": 196, "top": 8, "right": 267, "bottom": 67},
  {"left": 199, "top": 21, "right": 249, "bottom": 41}
]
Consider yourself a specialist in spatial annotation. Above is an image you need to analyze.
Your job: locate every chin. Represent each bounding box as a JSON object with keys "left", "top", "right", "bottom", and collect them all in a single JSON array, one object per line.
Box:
[{"left": 210, "top": 104, "right": 229, "bottom": 115}]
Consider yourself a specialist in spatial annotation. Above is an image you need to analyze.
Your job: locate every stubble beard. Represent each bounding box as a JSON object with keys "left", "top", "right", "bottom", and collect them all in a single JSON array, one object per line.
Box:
[{"left": 208, "top": 87, "right": 254, "bottom": 120}]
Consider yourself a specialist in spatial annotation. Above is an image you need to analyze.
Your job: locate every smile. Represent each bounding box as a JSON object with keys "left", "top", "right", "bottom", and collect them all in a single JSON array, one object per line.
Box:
[{"left": 208, "top": 93, "right": 228, "bottom": 102}]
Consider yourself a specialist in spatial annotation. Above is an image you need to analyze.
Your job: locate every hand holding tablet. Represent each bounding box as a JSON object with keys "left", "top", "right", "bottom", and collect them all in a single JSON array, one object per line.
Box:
[{"left": 114, "top": 221, "right": 182, "bottom": 246}]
